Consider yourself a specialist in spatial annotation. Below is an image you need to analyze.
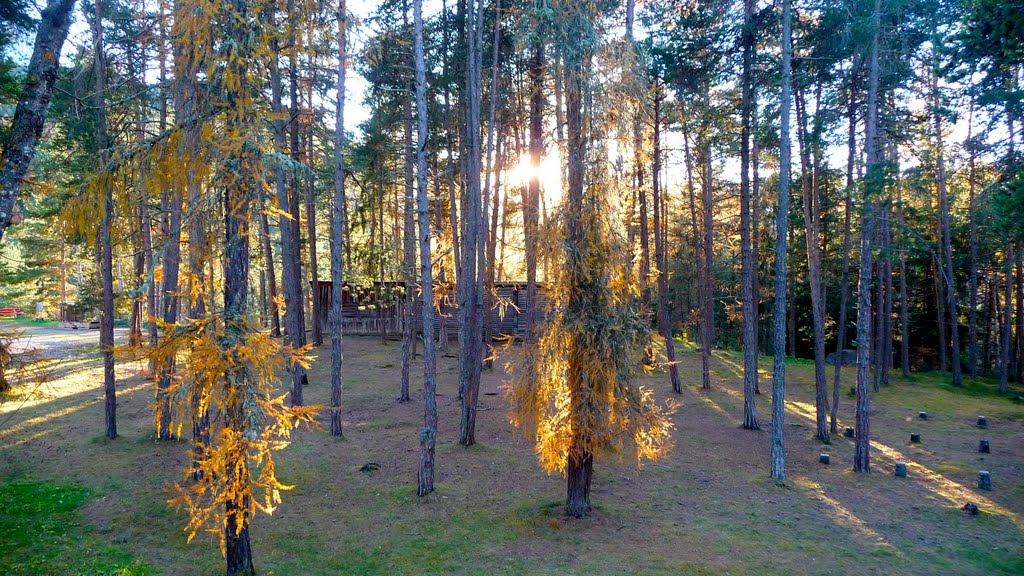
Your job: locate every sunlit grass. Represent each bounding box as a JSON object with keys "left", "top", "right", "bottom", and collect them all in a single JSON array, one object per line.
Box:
[{"left": 0, "top": 479, "right": 155, "bottom": 576}]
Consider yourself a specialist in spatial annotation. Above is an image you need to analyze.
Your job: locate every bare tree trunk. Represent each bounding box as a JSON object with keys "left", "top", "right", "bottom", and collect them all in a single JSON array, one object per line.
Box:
[
  {"left": 752, "top": 103, "right": 763, "bottom": 365},
  {"left": 482, "top": 1, "right": 502, "bottom": 370},
  {"left": 985, "top": 278, "right": 994, "bottom": 374},
  {"left": 413, "top": 0, "right": 437, "bottom": 494},
  {"left": 934, "top": 256, "right": 948, "bottom": 372},
  {"left": 306, "top": 127, "right": 323, "bottom": 347},
  {"left": 740, "top": 0, "right": 759, "bottom": 430},
  {"left": 1001, "top": 243, "right": 1014, "bottom": 393},
  {"left": 795, "top": 79, "right": 827, "bottom": 441},
  {"left": 854, "top": 0, "right": 882, "bottom": 474},
  {"left": 442, "top": 3, "right": 461, "bottom": 287},
  {"left": 523, "top": 15, "right": 543, "bottom": 338},
  {"left": 682, "top": 122, "right": 702, "bottom": 350},
  {"left": 458, "top": 0, "right": 485, "bottom": 446},
  {"left": 881, "top": 201, "right": 894, "bottom": 385},
  {"left": 271, "top": 29, "right": 305, "bottom": 407},
  {"left": 400, "top": 1, "right": 416, "bottom": 403},
  {"left": 897, "top": 167, "right": 911, "bottom": 378},
  {"left": 787, "top": 219, "right": 797, "bottom": 357},
  {"left": 651, "top": 83, "right": 680, "bottom": 393},
  {"left": 156, "top": 34, "right": 185, "bottom": 439},
  {"left": 701, "top": 139, "right": 714, "bottom": 390},
  {"left": 329, "top": 0, "right": 348, "bottom": 438},
  {"left": 932, "top": 60, "right": 961, "bottom": 386},
  {"left": 258, "top": 193, "right": 281, "bottom": 337},
  {"left": 772, "top": 0, "right": 793, "bottom": 481},
  {"left": 92, "top": 0, "right": 116, "bottom": 440},
  {"left": 0, "top": 0, "right": 77, "bottom": 243},
  {"left": 832, "top": 79, "right": 857, "bottom": 433},
  {"left": 967, "top": 95, "right": 979, "bottom": 377},
  {"left": 287, "top": 0, "right": 307, "bottom": 351},
  {"left": 1011, "top": 252, "right": 1019, "bottom": 381},
  {"left": 434, "top": 156, "right": 449, "bottom": 349}
]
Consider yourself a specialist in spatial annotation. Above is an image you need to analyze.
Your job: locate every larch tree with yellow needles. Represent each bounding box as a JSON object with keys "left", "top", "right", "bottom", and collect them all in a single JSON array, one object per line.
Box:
[
  {"left": 142, "top": 0, "right": 319, "bottom": 574},
  {"left": 507, "top": 0, "right": 673, "bottom": 519}
]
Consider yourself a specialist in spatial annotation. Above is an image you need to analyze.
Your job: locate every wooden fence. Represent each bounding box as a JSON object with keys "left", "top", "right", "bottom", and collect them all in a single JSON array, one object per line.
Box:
[{"left": 313, "top": 281, "right": 549, "bottom": 339}]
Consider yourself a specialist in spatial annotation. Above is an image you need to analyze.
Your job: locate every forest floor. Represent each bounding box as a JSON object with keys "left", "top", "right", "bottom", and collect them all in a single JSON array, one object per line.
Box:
[{"left": 1, "top": 328, "right": 1023, "bottom": 575}]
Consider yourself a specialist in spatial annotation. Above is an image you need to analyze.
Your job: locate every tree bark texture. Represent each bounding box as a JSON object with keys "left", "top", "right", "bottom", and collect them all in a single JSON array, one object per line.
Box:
[{"left": 0, "top": 0, "right": 78, "bottom": 243}]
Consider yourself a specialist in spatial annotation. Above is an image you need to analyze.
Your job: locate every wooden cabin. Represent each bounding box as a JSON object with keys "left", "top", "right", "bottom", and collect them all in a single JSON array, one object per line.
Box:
[{"left": 313, "top": 281, "right": 549, "bottom": 339}]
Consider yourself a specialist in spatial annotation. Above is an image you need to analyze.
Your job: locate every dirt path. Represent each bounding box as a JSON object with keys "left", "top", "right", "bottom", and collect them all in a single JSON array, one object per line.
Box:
[{"left": 2, "top": 322, "right": 129, "bottom": 359}]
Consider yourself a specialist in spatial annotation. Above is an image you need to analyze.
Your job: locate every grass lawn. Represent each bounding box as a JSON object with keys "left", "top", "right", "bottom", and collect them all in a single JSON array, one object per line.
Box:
[
  {"left": 1, "top": 334, "right": 1023, "bottom": 575},
  {"left": 0, "top": 317, "right": 57, "bottom": 327}
]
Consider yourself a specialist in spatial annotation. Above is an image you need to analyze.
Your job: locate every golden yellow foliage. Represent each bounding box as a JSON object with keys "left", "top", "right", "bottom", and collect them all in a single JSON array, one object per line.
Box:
[
  {"left": 146, "top": 315, "right": 319, "bottom": 553},
  {"left": 505, "top": 175, "right": 674, "bottom": 476}
]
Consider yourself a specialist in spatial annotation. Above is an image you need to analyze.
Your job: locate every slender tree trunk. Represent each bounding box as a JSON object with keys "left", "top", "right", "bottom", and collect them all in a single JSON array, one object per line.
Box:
[
  {"left": 832, "top": 80, "right": 857, "bottom": 433},
  {"left": 413, "top": 0, "right": 437, "bottom": 494},
  {"left": 881, "top": 199, "right": 893, "bottom": 385},
  {"left": 458, "top": 0, "right": 485, "bottom": 446},
  {"left": 701, "top": 139, "right": 714, "bottom": 390},
  {"left": 787, "top": 219, "right": 797, "bottom": 357},
  {"left": 1014, "top": 252, "right": 1023, "bottom": 381},
  {"left": 681, "top": 123, "right": 702, "bottom": 343},
  {"left": 258, "top": 193, "right": 281, "bottom": 337},
  {"left": 130, "top": 73, "right": 146, "bottom": 348},
  {"left": 434, "top": 156, "right": 449, "bottom": 349},
  {"left": 984, "top": 278, "right": 994, "bottom": 374},
  {"left": 329, "top": 0, "right": 348, "bottom": 438},
  {"left": 156, "top": 34, "right": 185, "bottom": 439},
  {"left": 400, "top": 2, "right": 416, "bottom": 402},
  {"left": 967, "top": 95, "right": 979, "bottom": 377},
  {"left": 442, "top": 1, "right": 461, "bottom": 286},
  {"left": 740, "top": 0, "right": 759, "bottom": 430},
  {"left": 854, "top": 0, "right": 882, "bottom": 474},
  {"left": 271, "top": 30, "right": 305, "bottom": 407},
  {"left": 287, "top": 0, "right": 307, "bottom": 351},
  {"left": 306, "top": 136, "right": 322, "bottom": 347},
  {"left": 172, "top": 0, "right": 209, "bottom": 472},
  {"left": 772, "top": 0, "right": 793, "bottom": 481},
  {"left": 897, "top": 168, "right": 911, "bottom": 377},
  {"left": 482, "top": 1, "right": 502, "bottom": 370},
  {"left": 0, "top": 0, "right": 77, "bottom": 243},
  {"left": 752, "top": 103, "right": 763, "bottom": 364},
  {"left": 933, "top": 62, "right": 961, "bottom": 386},
  {"left": 1001, "top": 243, "right": 1013, "bottom": 393},
  {"left": 637, "top": 117, "right": 651, "bottom": 314},
  {"left": 651, "top": 83, "right": 680, "bottom": 393},
  {"left": 223, "top": 1, "right": 256, "bottom": 572},
  {"left": 795, "top": 79, "right": 827, "bottom": 441},
  {"left": 523, "top": 18, "right": 543, "bottom": 338},
  {"left": 485, "top": 125, "right": 503, "bottom": 368},
  {"left": 143, "top": 188, "right": 157, "bottom": 376},
  {"left": 93, "top": 0, "right": 116, "bottom": 440}
]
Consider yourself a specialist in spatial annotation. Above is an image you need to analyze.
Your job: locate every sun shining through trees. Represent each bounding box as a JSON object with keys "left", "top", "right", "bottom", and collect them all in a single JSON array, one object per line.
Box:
[{"left": 507, "top": 151, "right": 564, "bottom": 207}]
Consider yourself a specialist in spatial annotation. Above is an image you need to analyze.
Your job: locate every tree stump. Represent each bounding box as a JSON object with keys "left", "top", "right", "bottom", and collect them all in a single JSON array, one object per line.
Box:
[
  {"left": 918, "top": 411, "right": 928, "bottom": 420},
  {"left": 819, "top": 453, "right": 830, "bottom": 464},
  {"left": 962, "top": 502, "right": 979, "bottom": 516},
  {"left": 844, "top": 427, "right": 854, "bottom": 438},
  {"left": 977, "top": 416, "right": 987, "bottom": 429},
  {"left": 978, "top": 470, "right": 991, "bottom": 491},
  {"left": 895, "top": 462, "right": 908, "bottom": 477},
  {"left": 910, "top": 433, "right": 921, "bottom": 444},
  {"left": 978, "top": 439, "right": 990, "bottom": 453},
  {"left": 849, "top": 386, "right": 856, "bottom": 396}
]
